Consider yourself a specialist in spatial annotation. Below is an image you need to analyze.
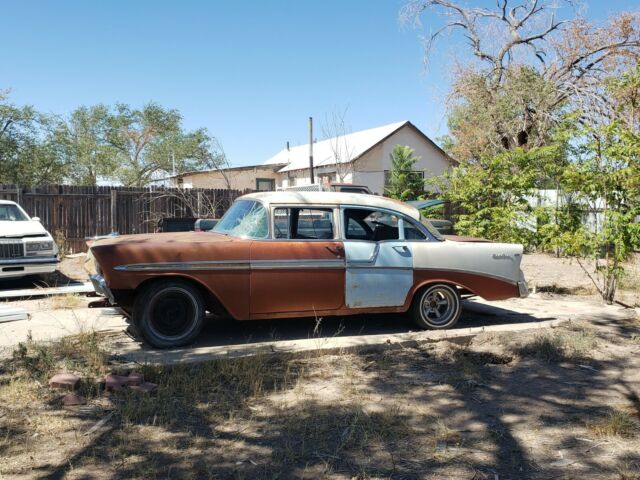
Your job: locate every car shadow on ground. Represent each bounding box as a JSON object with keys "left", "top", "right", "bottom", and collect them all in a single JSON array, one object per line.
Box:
[{"left": 185, "top": 299, "right": 552, "bottom": 349}]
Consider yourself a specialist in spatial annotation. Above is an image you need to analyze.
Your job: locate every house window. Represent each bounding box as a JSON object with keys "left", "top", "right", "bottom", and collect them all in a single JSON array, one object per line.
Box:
[
  {"left": 383, "top": 170, "right": 425, "bottom": 189},
  {"left": 256, "top": 178, "right": 275, "bottom": 191},
  {"left": 318, "top": 173, "right": 334, "bottom": 185}
]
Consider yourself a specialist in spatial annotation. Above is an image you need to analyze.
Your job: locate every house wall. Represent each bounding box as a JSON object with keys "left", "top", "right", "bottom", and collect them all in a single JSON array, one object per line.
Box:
[
  {"left": 354, "top": 125, "right": 453, "bottom": 194},
  {"left": 176, "top": 166, "right": 280, "bottom": 190},
  {"left": 275, "top": 124, "right": 452, "bottom": 195}
]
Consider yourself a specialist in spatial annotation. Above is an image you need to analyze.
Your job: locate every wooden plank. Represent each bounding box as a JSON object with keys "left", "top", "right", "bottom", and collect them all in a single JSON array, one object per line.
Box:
[{"left": 0, "top": 282, "right": 94, "bottom": 299}]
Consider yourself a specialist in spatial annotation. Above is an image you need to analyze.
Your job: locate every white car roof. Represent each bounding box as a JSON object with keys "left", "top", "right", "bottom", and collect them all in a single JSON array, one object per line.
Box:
[
  {"left": 0, "top": 200, "right": 18, "bottom": 206},
  {"left": 241, "top": 191, "right": 421, "bottom": 221}
]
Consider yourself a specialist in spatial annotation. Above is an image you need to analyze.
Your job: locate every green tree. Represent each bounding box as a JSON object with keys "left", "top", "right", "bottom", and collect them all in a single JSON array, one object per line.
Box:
[
  {"left": 432, "top": 145, "right": 562, "bottom": 245},
  {"left": 56, "top": 105, "right": 116, "bottom": 185},
  {"left": 0, "top": 92, "right": 66, "bottom": 185},
  {"left": 548, "top": 67, "right": 640, "bottom": 303},
  {"left": 385, "top": 145, "right": 425, "bottom": 201},
  {"left": 105, "top": 103, "right": 220, "bottom": 186}
]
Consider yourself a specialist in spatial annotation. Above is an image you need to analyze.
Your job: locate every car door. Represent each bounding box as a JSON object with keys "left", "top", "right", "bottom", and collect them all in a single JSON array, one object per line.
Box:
[
  {"left": 342, "top": 207, "right": 414, "bottom": 308},
  {"left": 249, "top": 206, "right": 345, "bottom": 316}
]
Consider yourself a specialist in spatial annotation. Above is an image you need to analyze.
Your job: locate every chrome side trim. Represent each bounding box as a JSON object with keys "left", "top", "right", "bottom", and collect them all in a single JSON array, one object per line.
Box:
[
  {"left": 347, "top": 264, "right": 412, "bottom": 270},
  {"left": 114, "top": 261, "right": 250, "bottom": 272},
  {"left": 114, "top": 258, "right": 345, "bottom": 272},
  {"left": 414, "top": 267, "right": 518, "bottom": 286},
  {"left": 251, "top": 259, "right": 344, "bottom": 270}
]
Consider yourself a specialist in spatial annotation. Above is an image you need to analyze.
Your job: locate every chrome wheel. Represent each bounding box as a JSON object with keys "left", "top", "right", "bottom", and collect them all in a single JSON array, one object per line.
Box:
[{"left": 413, "top": 284, "right": 461, "bottom": 329}]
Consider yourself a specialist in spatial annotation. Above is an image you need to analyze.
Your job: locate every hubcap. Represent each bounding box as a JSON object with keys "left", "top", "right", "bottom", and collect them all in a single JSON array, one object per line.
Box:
[
  {"left": 421, "top": 287, "right": 456, "bottom": 326},
  {"left": 148, "top": 288, "right": 198, "bottom": 340}
]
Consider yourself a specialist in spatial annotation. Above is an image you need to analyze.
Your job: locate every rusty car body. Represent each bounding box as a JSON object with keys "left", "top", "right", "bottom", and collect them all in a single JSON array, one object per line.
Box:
[{"left": 90, "top": 192, "right": 528, "bottom": 348}]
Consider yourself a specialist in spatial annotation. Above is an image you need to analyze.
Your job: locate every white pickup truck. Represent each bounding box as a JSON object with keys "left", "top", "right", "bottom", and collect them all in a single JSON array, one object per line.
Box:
[{"left": 0, "top": 200, "right": 59, "bottom": 279}]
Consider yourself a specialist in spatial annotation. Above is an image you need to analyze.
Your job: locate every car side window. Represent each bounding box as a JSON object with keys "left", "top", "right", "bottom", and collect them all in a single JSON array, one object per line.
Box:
[
  {"left": 344, "top": 208, "right": 400, "bottom": 241},
  {"left": 273, "top": 208, "right": 334, "bottom": 240},
  {"left": 404, "top": 219, "right": 428, "bottom": 240}
]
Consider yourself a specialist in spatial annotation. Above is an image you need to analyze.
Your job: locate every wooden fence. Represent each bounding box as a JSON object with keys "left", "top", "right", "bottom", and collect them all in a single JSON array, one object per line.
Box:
[{"left": 0, "top": 185, "right": 247, "bottom": 253}]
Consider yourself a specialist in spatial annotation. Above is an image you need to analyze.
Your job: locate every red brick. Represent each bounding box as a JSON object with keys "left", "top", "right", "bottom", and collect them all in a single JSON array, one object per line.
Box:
[
  {"left": 105, "top": 374, "right": 128, "bottom": 392},
  {"left": 129, "top": 382, "right": 158, "bottom": 394},
  {"left": 49, "top": 373, "right": 80, "bottom": 390},
  {"left": 124, "top": 372, "right": 144, "bottom": 386},
  {"left": 63, "top": 393, "right": 86, "bottom": 406}
]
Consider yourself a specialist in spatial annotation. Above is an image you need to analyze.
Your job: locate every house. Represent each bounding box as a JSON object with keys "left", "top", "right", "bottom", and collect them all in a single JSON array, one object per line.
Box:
[{"left": 170, "top": 120, "right": 455, "bottom": 194}]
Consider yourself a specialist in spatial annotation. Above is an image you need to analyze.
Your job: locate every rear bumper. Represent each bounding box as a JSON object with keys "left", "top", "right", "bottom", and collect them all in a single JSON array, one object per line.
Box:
[
  {"left": 90, "top": 274, "right": 116, "bottom": 305},
  {"left": 0, "top": 256, "right": 58, "bottom": 278}
]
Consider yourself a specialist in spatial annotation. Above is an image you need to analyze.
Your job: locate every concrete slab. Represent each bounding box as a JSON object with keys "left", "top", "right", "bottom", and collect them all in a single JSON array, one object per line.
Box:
[
  {"left": 112, "top": 317, "right": 572, "bottom": 366},
  {"left": 0, "top": 306, "right": 29, "bottom": 323}
]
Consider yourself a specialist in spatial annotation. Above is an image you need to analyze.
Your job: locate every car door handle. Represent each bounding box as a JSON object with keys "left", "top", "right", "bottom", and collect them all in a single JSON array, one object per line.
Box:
[
  {"left": 393, "top": 245, "right": 410, "bottom": 254},
  {"left": 325, "top": 245, "right": 345, "bottom": 257}
]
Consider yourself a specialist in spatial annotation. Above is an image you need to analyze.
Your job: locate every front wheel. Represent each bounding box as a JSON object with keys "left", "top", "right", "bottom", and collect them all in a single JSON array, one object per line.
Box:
[
  {"left": 133, "top": 279, "right": 205, "bottom": 348},
  {"left": 411, "top": 283, "right": 461, "bottom": 330}
]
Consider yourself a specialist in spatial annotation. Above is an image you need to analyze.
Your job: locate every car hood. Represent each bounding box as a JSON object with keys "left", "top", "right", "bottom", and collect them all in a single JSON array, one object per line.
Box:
[{"left": 0, "top": 220, "right": 49, "bottom": 238}]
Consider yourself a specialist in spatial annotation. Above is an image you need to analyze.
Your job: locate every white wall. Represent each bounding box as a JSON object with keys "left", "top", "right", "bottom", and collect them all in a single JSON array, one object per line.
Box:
[{"left": 274, "top": 124, "right": 453, "bottom": 195}]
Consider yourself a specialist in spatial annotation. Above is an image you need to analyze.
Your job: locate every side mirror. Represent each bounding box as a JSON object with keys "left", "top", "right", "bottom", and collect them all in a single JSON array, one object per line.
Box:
[{"left": 32, "top": 217, "right": 41, "bottom": 222}]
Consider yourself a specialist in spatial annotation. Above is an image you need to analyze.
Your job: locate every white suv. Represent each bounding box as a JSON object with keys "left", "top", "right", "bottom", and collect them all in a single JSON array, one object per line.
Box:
[{"left": 0, "top": 200, "right": 59, "bottom": 279}]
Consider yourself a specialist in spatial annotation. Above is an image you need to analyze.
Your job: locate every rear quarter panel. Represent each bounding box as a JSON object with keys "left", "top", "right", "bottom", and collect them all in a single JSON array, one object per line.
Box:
[{"left": 409, "top": 240, "right": 523, "bottom": 300}]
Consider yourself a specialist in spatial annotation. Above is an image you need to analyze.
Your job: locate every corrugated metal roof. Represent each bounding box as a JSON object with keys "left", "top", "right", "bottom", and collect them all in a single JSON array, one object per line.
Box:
[{"left": 264, "top": 120, "right": 410, "bottom": 173}]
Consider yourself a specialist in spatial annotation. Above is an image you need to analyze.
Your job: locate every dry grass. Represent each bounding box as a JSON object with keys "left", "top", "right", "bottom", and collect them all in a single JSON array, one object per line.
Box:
[
  {"left": 2, "top": 319, "right": 640, "bottom": 479},
  {"left": 617, "top": 460, "right": 640, "bottom": 480},
  {"left": 514, "top": 328, "right": 597, "bottom": 362},
  {"left": 589, "top": 409, "right": 640, "bottom": 439},
  {"left": 49, "top": 293, "right": 86, "bottom": 310}
]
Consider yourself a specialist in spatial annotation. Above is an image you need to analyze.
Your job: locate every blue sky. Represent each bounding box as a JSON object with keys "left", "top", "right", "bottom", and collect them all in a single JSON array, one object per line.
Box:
[{"left": 2, "top": 0, "right": 637, "bottom": 166}]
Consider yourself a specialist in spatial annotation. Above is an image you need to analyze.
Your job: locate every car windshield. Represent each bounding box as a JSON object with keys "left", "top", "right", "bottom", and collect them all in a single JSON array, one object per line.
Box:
[
  {"left": 213, "top": 200, "right": 268, "bottom": 239},
  {"left": 0, "top": 205, "right": 29, "bottom": 221},
  {"left": 419, "top": 215, "right": 445, "bottom": 241}
]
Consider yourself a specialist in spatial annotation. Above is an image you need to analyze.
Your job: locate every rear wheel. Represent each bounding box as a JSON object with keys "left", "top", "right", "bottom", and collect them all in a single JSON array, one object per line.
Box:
[
  {"left": 411, "top": 283, "right": 461, "bottom": 330},
  {"left": 133, "top": 279, "right": 205, "bottom": 348}
]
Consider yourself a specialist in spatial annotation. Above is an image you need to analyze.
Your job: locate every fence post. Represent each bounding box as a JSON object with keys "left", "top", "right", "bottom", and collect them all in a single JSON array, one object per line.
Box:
[
  {"left": 197, "top": 191, "right": 203, "bottom": 217},
  {"left": 16, "top": 186, "right": 21, "bottom": 205},
  {"left": 110, "top": 190, "right": 117, "bottom": 234}
]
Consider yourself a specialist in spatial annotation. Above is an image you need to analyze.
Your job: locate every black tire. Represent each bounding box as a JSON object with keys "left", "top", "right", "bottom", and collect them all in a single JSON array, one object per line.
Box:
[
  {"left": 411, "top": 283, "right": 462, "bottom": 330},
  {"left": 132, "top": 279, "right": 205, "bottom": 348}
]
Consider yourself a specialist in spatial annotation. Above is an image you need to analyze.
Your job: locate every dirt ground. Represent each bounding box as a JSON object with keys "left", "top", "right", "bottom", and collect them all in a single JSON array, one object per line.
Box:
[
  {"left": 521, "top": 253, "right": 640, "bottom": 307},
  {"left": 1, "top": 314, "right": 639, "bottom": 479},
  {"left": 0, "top": 253, "right": 638, "bottom": 479}
]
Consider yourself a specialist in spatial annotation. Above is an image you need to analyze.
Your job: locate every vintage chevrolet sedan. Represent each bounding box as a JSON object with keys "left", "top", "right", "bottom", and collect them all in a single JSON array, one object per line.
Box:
[{"left": 90, "top": 192, "right": 528, "bottom": 348}]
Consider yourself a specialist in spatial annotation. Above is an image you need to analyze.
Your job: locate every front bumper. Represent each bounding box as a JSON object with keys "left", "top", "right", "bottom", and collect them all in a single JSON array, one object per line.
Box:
[
  {"left": 90, "top": 273, "right": 116, "bottom": 305},
  {"left": 0, "top": 256, "right": 59, "bottom": 278}
]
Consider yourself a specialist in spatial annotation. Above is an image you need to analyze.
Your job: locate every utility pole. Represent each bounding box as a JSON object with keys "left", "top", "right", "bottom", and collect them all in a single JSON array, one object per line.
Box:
[{"left": 308, "top": 116, "right": 315, "bottom": 184}]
